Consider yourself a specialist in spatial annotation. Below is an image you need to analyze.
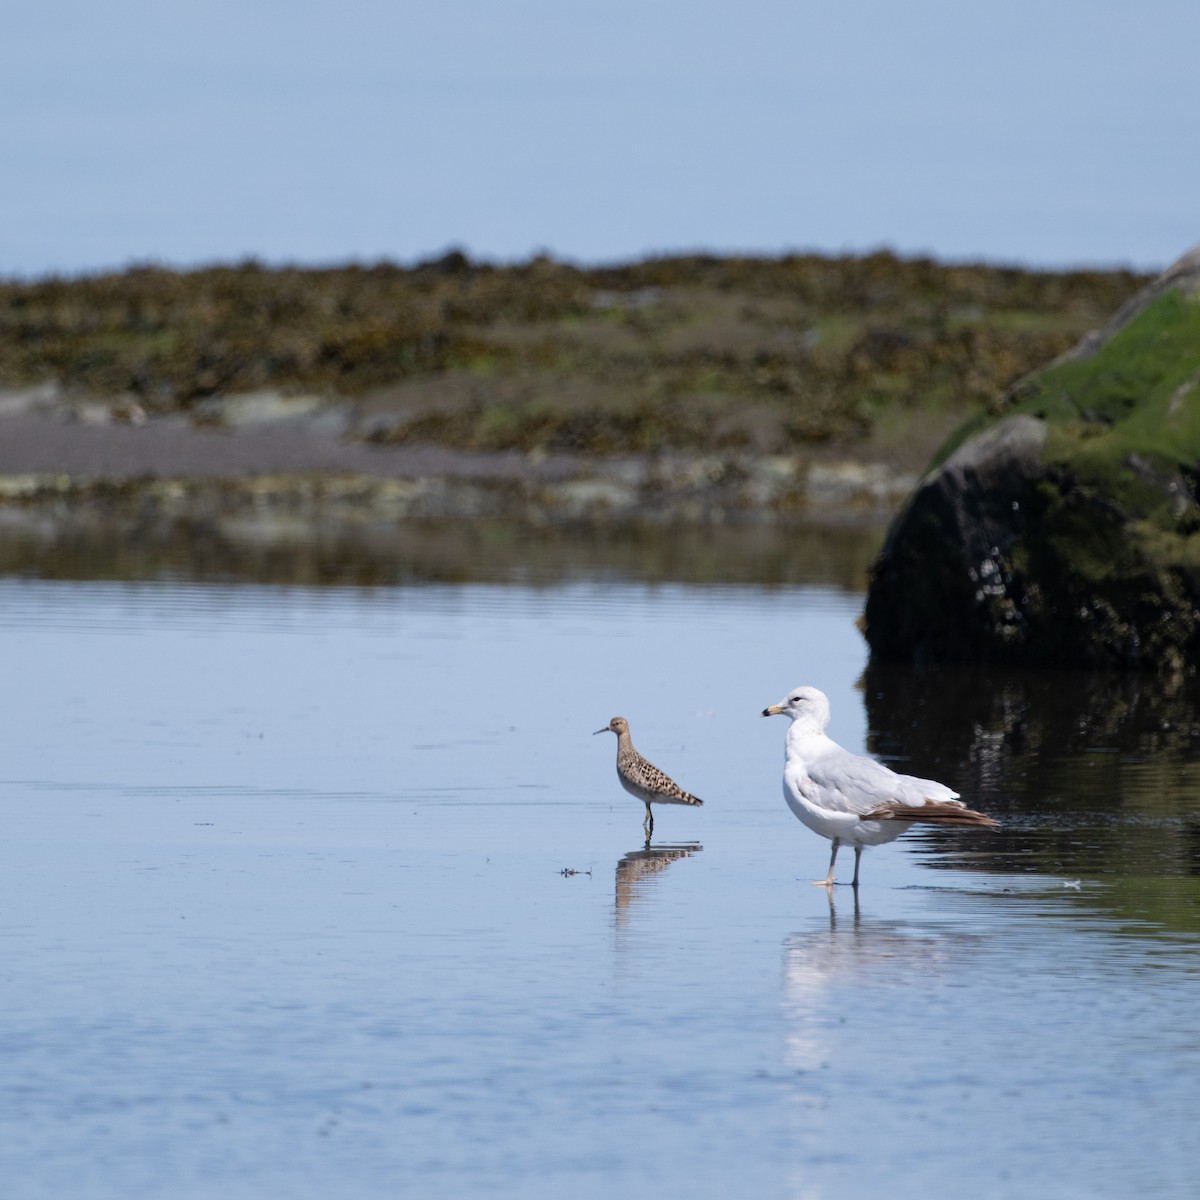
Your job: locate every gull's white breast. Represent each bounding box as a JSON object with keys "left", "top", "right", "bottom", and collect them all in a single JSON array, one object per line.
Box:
[{"left": 782, "top": 732, "right": 910, "bottom": 847}]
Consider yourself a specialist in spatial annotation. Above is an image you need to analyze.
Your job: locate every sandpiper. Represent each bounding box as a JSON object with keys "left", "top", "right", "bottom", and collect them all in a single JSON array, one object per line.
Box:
[{"left": 594, "top": 716, "right": 703, "bottom": 838}]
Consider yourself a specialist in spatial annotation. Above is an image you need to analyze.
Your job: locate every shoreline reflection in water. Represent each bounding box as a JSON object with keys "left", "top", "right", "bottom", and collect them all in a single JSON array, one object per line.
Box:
[{"left": 862, "top": 661, "right": 1200, "bottom": 889}]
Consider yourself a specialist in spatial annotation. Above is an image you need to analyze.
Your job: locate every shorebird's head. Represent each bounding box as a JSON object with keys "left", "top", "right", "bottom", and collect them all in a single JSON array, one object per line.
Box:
[
  {"left": 761, "top": 686, "right": 831, "bottom": 732},
  {"left": 594, "top": 716, "right": 629, "bottom": 737}
]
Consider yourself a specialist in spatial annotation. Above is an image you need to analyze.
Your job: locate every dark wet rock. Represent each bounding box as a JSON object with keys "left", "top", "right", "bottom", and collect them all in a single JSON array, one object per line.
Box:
[{"left": 864, "top": 246, "right": 1200, "bottom": 676}]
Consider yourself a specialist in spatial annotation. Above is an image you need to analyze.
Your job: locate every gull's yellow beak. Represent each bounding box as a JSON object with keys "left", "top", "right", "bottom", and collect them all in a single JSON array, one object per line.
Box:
[{"left": 761, "top": 704, "right": 786, "bottom": 718}]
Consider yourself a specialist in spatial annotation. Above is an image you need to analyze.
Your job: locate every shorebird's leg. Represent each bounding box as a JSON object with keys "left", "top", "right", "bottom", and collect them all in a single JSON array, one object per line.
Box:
[
  {"left": 813, "top": 838, "right": 839, "bottom": 886},
  {"left": 643, "top": 803, "right": 654, "bottom": 839},
  {"left": 851, "top": 845, "right": 862, "bottom": 889}
]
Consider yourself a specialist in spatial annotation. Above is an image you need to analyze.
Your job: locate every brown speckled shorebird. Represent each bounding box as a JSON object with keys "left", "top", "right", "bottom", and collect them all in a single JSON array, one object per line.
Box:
[{"left": 594, "top": 716, "right": 703, "bottom": 838}]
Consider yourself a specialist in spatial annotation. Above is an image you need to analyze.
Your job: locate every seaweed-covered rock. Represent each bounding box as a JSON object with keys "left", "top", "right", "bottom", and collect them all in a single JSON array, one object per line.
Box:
[{"left": 864, "top": 246, "right": 1200, "bottom": 676}]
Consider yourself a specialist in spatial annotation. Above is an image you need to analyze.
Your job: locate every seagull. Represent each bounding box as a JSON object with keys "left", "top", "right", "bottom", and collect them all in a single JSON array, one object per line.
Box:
[
  {"left": 594, "top": 716, "right": 703, "bottom": 838},
  {"left": 762, "top": 686, "right": 998, "bottom": 887}
]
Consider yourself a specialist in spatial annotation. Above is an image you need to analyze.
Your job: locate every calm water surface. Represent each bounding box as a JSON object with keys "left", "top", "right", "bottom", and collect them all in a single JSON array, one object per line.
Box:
[{"left": 1, "top": 535, "right": 1198, "bottom": 1199}]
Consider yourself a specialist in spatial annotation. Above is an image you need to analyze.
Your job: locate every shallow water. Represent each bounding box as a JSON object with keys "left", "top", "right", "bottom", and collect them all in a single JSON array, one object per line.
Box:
[{"left": 2, "top": 547, "right": 1198, "bottom": 1198}]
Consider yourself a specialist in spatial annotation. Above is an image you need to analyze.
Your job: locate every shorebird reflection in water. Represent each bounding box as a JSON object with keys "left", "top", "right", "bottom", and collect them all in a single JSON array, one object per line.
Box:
[
  {"left": 762, "top": 686, "right": 999, "bottom": 887},
  {"left": 594, "top": 716, "right": 703, "bottom": 839},
  {"left": 615, "top": 843, "right": 702, "bottom": 927}
]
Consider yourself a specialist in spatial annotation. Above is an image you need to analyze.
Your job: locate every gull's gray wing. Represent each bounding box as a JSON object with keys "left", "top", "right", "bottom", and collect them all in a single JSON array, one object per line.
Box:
[{"left": 803, "top": 744, "right": 960, "bottom": 816}]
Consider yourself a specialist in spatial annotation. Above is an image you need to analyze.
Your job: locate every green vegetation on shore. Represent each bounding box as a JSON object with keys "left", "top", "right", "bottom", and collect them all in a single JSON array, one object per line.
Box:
[
  {"left": 0, "top": 251, "right": 1148, "bottom": 457},
  {"left": 1012, "top": 291, "right": 1200, "bottom": 488}
]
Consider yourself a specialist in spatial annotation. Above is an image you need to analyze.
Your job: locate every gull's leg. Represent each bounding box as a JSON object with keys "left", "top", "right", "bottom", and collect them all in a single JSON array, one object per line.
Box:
[
  {"left": 813, "top": 837, "right": 839, "bottom": 886},
  {"left": 851, "top": 845, "right": 862, "bottom": 889}
]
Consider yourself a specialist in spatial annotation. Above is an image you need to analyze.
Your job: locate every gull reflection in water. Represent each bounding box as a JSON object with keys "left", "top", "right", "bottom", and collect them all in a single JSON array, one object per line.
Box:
[
  {"left": 614, "top": 842, "right": 702, "bottom": 928},
  {"left": 782, "top": 891, "right": 979, "bottom": 1073}
]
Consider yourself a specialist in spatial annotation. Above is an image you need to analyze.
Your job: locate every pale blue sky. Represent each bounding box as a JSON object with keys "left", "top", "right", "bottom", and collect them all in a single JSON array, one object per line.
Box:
[{"left": 3, "top": 0, "right": 1196, "bottom": 276}]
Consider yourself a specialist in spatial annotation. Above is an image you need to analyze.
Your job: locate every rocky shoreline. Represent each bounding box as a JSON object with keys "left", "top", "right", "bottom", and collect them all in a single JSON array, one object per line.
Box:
[{"left": 0, "top": 385, "right": 917, "bottom": 526}]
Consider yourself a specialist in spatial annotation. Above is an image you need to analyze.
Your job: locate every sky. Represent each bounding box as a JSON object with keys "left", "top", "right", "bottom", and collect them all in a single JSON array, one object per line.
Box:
[{"left": 3, "top": 0, "right": 1197, "bottom": 277}]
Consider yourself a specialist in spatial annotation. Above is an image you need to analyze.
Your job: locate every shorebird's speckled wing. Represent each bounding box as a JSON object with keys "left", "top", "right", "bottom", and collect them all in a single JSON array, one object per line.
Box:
[{"left": 618, "top": 748, "right": 703, "bottom": 807}]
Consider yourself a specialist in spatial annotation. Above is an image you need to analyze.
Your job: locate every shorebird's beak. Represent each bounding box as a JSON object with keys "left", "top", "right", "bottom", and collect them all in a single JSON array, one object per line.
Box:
[
  {"left": 593, "top": 726, "right": 609, "bottom": 735},
  {"left": 761, "top": 704, "right": 785, "bottom": 717}
]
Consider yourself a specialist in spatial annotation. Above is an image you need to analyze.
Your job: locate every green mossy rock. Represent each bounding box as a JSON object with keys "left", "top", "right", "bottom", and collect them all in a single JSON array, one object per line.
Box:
[{"left": 864, "top": 247, "right": 1200, "bottom": 676}]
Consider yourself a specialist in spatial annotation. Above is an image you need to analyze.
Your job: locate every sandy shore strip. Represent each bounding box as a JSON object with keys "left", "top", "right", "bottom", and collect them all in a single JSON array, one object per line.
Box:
[{"left": 0, "top": 388, "right": 916, "bottom": 523}]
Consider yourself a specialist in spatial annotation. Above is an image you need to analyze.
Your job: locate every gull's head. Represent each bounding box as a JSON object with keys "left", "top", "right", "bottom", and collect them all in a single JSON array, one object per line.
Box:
[
  {"left": 761, "top": 686, "right": 831, "bottom": 732},
  {"left": 594, "top": 716, "right": 629, "bottom": 737}
]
